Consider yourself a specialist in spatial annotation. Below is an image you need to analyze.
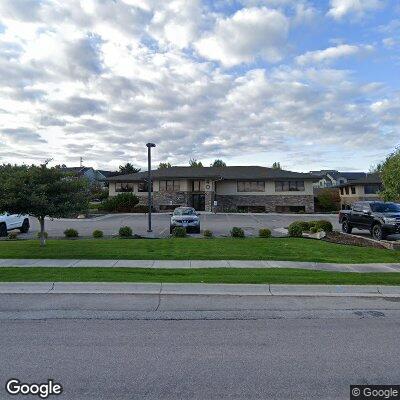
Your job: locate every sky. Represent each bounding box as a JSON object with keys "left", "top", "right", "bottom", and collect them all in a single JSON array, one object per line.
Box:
[{"left": 0, "top": 0, "right": 399, "bottom": 172}]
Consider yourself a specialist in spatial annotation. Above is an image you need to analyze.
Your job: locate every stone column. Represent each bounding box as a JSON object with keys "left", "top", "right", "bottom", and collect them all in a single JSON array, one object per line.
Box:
[{"left": 204, "top": 179, "right": 214, "bottom": 212}]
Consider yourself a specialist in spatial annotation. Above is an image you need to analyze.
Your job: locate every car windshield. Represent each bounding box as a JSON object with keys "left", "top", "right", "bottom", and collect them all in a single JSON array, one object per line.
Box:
[
  {"left": 174, "top": 208, "right": 195, "bottom": 216},
  {"left": 370, "top": 203, "right": 400, "bottom": 213}
]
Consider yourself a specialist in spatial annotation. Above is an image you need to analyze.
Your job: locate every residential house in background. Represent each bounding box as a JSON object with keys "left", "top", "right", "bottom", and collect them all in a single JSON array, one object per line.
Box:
[
  {"left": 338, "top": 173, "right": 382, "bottom": 209},
  {"left": 310, "top": 170, "right": 368, "bottom": 188},
  {"left": 108, "top": 166, "right": 317, "bottom": 213},
  {"left": 62, "top": 166, "right": 117, "bottom": 187}
]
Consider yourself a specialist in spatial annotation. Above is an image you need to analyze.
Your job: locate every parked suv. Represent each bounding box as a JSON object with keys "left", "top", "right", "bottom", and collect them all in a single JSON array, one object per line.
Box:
[
  {"left": 0, "top": 213, "right": 30, "bottom": 237},
  {"left": 170, "top": 207, "right": 200, "bottom": 234},
  {"left": 339, "top": 201, "right": 400, "bottom": 240}
]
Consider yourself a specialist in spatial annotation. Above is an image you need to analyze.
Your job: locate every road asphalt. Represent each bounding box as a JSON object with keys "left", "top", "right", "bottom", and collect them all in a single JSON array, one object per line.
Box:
[
  {"left": 1, "top": 300, "right": 400, "bottom": 399},
  {"left": 2, "top": 259, "right": 400, "bottom": 272}
]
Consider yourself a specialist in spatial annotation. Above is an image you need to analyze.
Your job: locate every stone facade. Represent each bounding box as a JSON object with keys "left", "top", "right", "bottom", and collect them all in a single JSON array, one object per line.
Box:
[
  {"left": 215, "top": 194, "right": 315, "bottom": 213},
  {"left": 138, "top": 191, "right": 191, "bottom": 210}
]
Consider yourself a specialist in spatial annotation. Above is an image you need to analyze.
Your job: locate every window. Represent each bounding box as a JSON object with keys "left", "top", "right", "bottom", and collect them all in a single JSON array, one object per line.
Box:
[
  {"left": 275, "top": 181, "right": 305, "bottom": 192},
  {"left": 192, "top": 180, "right": 205, "bottom": 191},
  {"left": 364, "top": 184, "right": 381, "bottom": 194},
  {"left": 351, "top": 186, "right": 356, "bottom": 195},
  {"left": 115, "top": 182, "right": 133, "bottom": 192},
  {"left": 159, "top": 180, "right": 180, "bottom": 191},
  {"left": 340, "top": 187, "right": 344, "bottom": 195},
  {"left": 345, "top": 186, "right": 349, "bottom": 195},
  {"left": 352, "top": 202, "right": 362, "bottom": 212},
  {"left": 138, "top": 181, "right": 152, "bottom": 192},
  {"left": 275, "top": 205, "right": 306, "bottom": 213},
  {"left": 237, "top": 181, "right": 265, "bottom": 192}
]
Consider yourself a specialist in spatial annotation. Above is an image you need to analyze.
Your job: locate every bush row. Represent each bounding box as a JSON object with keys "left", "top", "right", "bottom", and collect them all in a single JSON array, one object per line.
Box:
[{"left": 288, "top": 220, "right": 333, "bottom": 237}]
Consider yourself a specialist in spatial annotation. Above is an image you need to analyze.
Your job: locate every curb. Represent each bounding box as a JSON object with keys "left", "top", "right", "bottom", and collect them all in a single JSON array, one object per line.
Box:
[{"left": 1, "top": 282, "right": 400, "bottom": 297}]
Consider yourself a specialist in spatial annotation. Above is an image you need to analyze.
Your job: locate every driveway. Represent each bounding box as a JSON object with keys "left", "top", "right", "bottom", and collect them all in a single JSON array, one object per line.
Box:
[{"left": 22, "top": 213, "right": 341, "bottom": 238}]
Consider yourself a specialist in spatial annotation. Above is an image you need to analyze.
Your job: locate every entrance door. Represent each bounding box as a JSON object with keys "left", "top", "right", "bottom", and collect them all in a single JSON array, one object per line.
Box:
[{"left": 192, "top": 194, "right": 205, "bottom": 211}]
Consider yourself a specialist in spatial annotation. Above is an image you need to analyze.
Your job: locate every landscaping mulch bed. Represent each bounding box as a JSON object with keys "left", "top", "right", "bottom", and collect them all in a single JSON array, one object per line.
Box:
[{"left": 324, "top": 231, "right": 388, "bottom": 250}]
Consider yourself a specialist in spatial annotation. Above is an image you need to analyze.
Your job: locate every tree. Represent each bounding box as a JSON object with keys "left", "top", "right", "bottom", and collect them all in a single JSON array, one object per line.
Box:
[
  {"left": 158, "top": 162, "right": 172, "bottom": 169},
  {"left": 272, "top": 162, "right": 281, "bottom": 169},
  {"left": 0, "top": 163, "right": 89, "bottom": 247},
  {"left": 211, "top": 159, "right": 226, "bottom": 167},
  {"left": 189, "top": 158, "right": 203, "bottom": 167},
  {"left": 316, "top": 189, "right": 341, "bottom": 211},
  {"left": 380, "top": 148, "right": 400, "bottom": 201},
  {"left": 118, "top": 163, "right": 140, "bottom": 175}
]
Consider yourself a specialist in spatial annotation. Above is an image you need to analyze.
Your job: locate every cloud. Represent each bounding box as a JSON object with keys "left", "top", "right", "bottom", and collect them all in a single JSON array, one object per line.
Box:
[
  {"left": 1, "top": 128, "right": 46, "bottom": 143},
  {"left": 50, "top": 97, "right": 107, "bottom": 117},
  {"left": 296, "top": 44, "right": 374, "bottom": 65},
  {"left": 327, "top": 0, "right": 385, "bottom": 20},
  {"left": 195, "top": 7, "right": 289, "bottom": 67}
]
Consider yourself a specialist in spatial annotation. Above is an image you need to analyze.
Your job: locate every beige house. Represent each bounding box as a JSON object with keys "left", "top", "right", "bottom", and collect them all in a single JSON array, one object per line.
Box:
[
  {"left": 108, "top": 166, "right": 317, "bottom": 213},
  {"left": 339, "top": 173, "right": 382, "bottom": 209}
]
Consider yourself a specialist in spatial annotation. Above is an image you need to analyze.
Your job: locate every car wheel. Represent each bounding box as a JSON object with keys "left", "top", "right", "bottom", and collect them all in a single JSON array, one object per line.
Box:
[
  {"left": 342, "top": 219, "right": 352, "bottom": 234},
  {"left": 20, "top": 218, "right": 30, "bottom": 233},
  {"left": 372, "top": 224, "right": 385, "bottom": 241},
  {"left": 0, "top": 223, "right": 7, "bottom": 237}
]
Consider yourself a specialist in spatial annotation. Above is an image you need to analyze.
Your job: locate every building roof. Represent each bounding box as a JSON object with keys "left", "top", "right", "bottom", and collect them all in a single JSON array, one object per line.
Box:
[
  {"left": 108, "top": 166, "right": 317, "bottom": 182},
  {"left": 338, "top": 173, "right": 382, "bottom": 187}
]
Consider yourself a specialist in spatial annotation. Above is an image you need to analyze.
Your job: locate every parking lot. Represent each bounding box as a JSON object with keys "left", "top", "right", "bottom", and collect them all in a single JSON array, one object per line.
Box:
[{"left": 22, "top": 213, "right": 341, "bottom": 238}]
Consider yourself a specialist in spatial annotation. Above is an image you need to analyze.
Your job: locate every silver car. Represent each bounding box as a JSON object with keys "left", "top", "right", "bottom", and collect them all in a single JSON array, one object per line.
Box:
[{"left": 170, "top": 207, "right": 201, "bottom": 234}]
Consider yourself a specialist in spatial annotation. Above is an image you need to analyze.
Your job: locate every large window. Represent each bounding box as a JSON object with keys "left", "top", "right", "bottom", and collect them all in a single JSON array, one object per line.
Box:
[
  {"left": 364, "top": 184, "right": 381, "bottom": 194},
  {"left": 138, "top": 181, "right": 152, "bottom": 192},
  {"left": 237, "top": 181, "right": 265, "bottom": 192},
  {"left": 192, "top": 180, "right": 205, "bottom": 191},
  {"left": 275, "top": 181, "right": 305, "bottom": 192},
  {"left": 159, "top": 180, "right": 180, "bottom": 191},
  {"left": 115, "top": 182, "right": 133, "bottom": 192}
]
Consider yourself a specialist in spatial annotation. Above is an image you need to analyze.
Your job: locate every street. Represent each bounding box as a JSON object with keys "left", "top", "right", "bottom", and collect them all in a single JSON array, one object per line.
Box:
[
  {"left": 1, "top": 289, "right": 400, "bottom": 400},
  {"left": 25, "top": 213, "right": 340, "bottom": 238},
  {"left": 1, "top": 316, "right": 400, "bottom": 400}
]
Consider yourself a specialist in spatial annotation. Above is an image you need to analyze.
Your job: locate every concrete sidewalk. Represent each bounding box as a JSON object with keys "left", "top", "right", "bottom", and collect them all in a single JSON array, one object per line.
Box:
[
  {"left": 0, "top": 282, "right": 400, "bottom": 297},
  {"left": 1, "top": 258, "right": 400, "bottom": 272}
]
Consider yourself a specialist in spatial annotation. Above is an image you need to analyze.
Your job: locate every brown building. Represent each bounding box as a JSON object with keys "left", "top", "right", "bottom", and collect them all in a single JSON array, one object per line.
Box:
[
  {"left": 108, "top": 166, "right": 317, "bottom": 213},
  {"left": 338, "top": 173, "right": 382, "bottom": 209}
]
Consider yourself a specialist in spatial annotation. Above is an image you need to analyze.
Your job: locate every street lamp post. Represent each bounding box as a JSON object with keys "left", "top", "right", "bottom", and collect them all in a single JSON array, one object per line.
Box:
[{"left": 146, "top": 143, "right": 156, "bottom": 232}]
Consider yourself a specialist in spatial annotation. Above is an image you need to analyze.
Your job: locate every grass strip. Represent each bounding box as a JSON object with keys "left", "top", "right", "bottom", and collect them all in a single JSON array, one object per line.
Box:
[
  {"left": 1, "top": 267, "right": 400, "bottom": 285},
  {"left": 0, "top": 238, "right": 399, "bottom": 263}
]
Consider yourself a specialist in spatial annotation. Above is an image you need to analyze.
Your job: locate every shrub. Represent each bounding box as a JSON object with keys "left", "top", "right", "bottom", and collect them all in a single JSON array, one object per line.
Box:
[
  {"left": 7, "top": 232, "right": 18, "bottom": 240},
  {"left": 64, "top": 228, "right": 79, "bottom": 238},
  {"left": 231, "top": 227, "right": 245, "bottom": 238},
  {"left": 119, "top": 226, "right": 133, "bottom": 238},
  {"left": 203, "top": 229, "right": 213, "bottom": 238},
  {"left": 132, "top": 204, "right": 150, "bottom": 213},
  {"left": 314, "top": 220, "right": 333, "bottom": 233},
  {"left": 310, "top": 226, "right": 318, "bottom": 234},
  {"left": 93, "top": 230, "right": 104, "bottom": 238},
  {"left": 172, "top": 226, "right": 187, "bottom": 237},
  {"left": 36, "top": 232, "right": 48, "bottom": 239},
  {"left": 259, "top": 228, "right": 272, "bottom": 238},
  {"left": 100, "top": 193, "right": 139, "bottom": 213},
  {"left": 288, "top": 222, "right": 304, "bottom": 237},
  {"left": 297, "top": 221, "right": 311, "bottom": 232}
]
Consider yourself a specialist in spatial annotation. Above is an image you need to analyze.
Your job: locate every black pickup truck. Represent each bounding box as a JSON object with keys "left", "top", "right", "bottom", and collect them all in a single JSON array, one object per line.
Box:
[{"left": 339, "top": 201, "right": 400, "bottom": 240}]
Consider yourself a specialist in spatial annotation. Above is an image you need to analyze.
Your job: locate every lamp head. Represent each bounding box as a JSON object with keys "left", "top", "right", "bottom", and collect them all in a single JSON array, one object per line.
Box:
[{"left": 146, "top": 143, "right": 156, "bottom": 148}]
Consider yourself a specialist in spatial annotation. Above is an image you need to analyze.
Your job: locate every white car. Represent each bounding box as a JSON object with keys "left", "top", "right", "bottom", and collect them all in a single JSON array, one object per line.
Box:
[
  {"left": 170, "top": 207, "right": 201, "bottom": 234},
  {"left": 0, "top": 213, "right": 30, "bottom": 237}
]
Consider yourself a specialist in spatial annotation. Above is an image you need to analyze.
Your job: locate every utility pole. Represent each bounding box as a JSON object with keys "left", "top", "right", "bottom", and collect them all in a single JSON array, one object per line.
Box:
[{"left": 146, "top": 143, "right": 156, "bottom": 232}]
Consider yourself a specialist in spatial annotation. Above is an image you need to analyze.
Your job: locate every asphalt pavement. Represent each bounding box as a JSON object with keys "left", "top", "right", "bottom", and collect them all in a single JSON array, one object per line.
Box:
[{"left": 22, "top": 212, "right": 341, "bottom": 238}]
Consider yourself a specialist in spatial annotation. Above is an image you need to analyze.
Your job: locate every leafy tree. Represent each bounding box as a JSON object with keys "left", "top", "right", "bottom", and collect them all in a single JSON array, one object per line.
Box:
[
  {"left": 316, "top": 189, "right": 340, "bottom": 211},
  {"left": 189, "top": 158, "right": 203, "bottom": 167},
  {"left": 0, "top": 163, "right": 89, "bottom": 247},
  {"left": 380, "top": 148, "right": 400, "bottom": 201},
  {"left": 211, "top": 159, "right": 226, "bottom": 167},
  {"left": 272, "top": 162, "right": 282, "bottom": 169},
  {"left": 118, "top": 163, "right": 140, "bottom": 175},
  {"left": 158, "top": 162, "right": 172, "bottom": 169}
]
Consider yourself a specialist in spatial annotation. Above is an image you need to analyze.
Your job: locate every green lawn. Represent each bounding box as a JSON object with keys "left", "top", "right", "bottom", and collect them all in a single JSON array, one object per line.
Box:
[
  {"left": 0, "top": 238, "right": 399, "bottom": 263},
  {"left": 1, "top": 267, "right": 400, "bottom": 285}
]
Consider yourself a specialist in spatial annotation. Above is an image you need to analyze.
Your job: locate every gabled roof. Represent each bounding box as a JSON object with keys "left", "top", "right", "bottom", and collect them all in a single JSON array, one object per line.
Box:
[{"left": 108, "top": 166, "right": 317, "bottom": 182}]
